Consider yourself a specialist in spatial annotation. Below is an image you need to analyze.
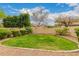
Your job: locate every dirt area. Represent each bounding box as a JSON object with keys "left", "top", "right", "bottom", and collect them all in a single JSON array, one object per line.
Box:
[
  {"left": 32, "top": 26, "right": 56, "bottom": 34},
  {"left": 32, "top": 26, "right": 78, "bottom": 43}
]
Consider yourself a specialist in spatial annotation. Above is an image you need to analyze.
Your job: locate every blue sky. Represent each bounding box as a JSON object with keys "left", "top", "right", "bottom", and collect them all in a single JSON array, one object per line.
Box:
[
  {"left": 0, "top": 3, "right": 79, "bottom": 25},
  {"left": 0, "top": 3, "right": 76, "bottom": 16}
]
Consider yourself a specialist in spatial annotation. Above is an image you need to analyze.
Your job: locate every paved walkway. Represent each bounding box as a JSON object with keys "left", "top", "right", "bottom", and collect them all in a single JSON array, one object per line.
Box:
[{"left": 0, "top": 46, "right": 79, "bottom": 56}]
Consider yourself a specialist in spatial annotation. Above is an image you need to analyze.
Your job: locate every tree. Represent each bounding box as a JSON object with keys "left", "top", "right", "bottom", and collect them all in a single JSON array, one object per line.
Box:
[
  {"left": 3, "top": 14, "right": 31, "bottom": 28},
  {"left": 55, "top": 14, "right": 73, "bottom": 27},
  {"left": 3, "top": 16, "right": 18, "bottom": 27},
  {"left": 19, "top": 13, "right": 32, "bottom": 33},
  {"left": 0, "top": 8, "right": 6, "bottom": 18},
  {"left": 32, "top": 7, "right": 49, "bottom": 26},
  {"left": 19, "top": 14, "right": 31, "bottom": 27},
  {"left": 3, "top": 14, "right": 32, "bottom": 33}
]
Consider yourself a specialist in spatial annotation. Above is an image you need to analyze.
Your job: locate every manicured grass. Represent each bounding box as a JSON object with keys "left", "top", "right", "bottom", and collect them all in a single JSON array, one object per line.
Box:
[{"left": 1, "top": 34, "right": 78, "bottom": 50}]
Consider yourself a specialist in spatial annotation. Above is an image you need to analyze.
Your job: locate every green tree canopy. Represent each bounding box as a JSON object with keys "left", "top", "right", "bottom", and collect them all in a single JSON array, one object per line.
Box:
[
  {"left": 19, "top": 14, "right": 31, "bottom": 27},
  {"left": 3, "top": 14, "right": 31, "bottom": 28},
  {"left": 0, "top": 8, "right": 6, "bottom": 18}
]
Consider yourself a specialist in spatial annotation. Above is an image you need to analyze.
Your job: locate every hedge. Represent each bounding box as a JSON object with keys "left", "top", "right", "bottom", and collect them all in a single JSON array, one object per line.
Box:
[
  {"left": 0, "top": 29, "right": 12, "bottom": 39},
  {"left": 3, "top": 14, "right": 31, "bottom": 28},
  {"left": 0, "top": 28, "right": 31, "bottom": 40}
]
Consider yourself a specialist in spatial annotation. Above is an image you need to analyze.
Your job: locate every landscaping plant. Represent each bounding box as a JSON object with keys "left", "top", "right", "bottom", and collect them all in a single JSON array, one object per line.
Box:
[
  {"left": 55, "top": 27, "right": 69, "bottom": 36},
  {"left": 0, "top": 29, "right": 29, "bottom": 40},
  {"left": 0, "top": 29, "right": 12, "bottom": 39},
  {"left": 3, "top": 14, "right": 32, "bottom": 34},
  {"left": 11, "top": 30, "right": 21, "bottom": 37},
  {"left": 20, "top": 29, "right": 27, "bottom": 35},
  {"left": 75, "top": 28, "right": 79, "bottom": 48}
]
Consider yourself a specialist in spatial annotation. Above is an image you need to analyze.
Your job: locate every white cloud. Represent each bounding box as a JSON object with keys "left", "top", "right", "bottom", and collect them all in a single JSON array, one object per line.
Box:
[
  {"left": 74, "top": 6, "right": 79, "bottom": 12},
  {"left": 56, "top": 3, "right": 61, "bottom": 6},
  {"left": 7, "top": 9, "right": 17, "bottom": 14},
  {"left": 19, "top": 8, "right": 33, "bottom": 16},
  {"left": 7, "top": 5, "right": 19, "bottom": 11},
  {"left": 67, "top": 3, "right": 79, "bottom": 7},
  {"left": 18, "top": 6, "right": 79, "bottom": 26},
  {"left": 25, "top": 6, "right": 56, "bottom": 26},
  {"left": 55, "top": 3, "right": 79, "bottom": 17},
  {"left": 19, "top": 8, "right": 28, "bottom": 13},
  {"left": 5, "top": 4, "right": 79, "bottom": 17},
  {"left": 10, "top": 11, "right": 17, "bottom": 14},
  {"left": 61, "top": 5, "right": 64, "bottom": 7},
  {"left": 68, "top": 4, "right": 79, "bottom": 16},
  {"left": 18, "top": 5, "right": 79, "bottom": 26},
  {"left": 3, "top": 5, "right": 20, "bottom": 15},
  {"left": 5, "top": 5, "right": 79, "bottom": 25},
  {"left": 31, "top": 6, "right": 45, "bottom": 12}
]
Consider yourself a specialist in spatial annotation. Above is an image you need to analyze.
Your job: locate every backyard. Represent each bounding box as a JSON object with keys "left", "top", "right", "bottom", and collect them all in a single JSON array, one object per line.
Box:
[{"left": 1, "top": 3, "right": 79, "bottom": 56}]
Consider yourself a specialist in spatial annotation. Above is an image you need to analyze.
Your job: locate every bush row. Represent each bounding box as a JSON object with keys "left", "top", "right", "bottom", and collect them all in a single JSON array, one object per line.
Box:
[
  {"left": 3, "top": 14, "right": 31, "bottom": 28},
  {"left": 0, "top": 28, "right": 32, "bottom": 40}
]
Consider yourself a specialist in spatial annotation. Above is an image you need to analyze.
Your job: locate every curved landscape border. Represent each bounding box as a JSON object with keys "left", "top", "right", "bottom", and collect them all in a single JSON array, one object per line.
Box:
[{"left": 0, "top": 45, "right": 79, "bottom": 56}]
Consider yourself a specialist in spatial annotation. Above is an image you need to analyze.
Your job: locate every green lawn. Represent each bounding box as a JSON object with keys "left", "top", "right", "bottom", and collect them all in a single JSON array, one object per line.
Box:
[{"left": 1, "top": 34, "right": 78, "bottom": 50}]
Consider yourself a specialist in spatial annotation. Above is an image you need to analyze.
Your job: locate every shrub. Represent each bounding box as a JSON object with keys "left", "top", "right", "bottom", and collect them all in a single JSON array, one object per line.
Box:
[
  {"left": 26, "top": 27, "right": 32, "bottom": 34},
  {"left": 3, "top": 16, "right": 17, "bottom": 27},
  {"left": 0, "top": 29, "right": 12, "bottom": 39},
  {"left": 0, "top": 28, "right": 32, "bottom": 40},
  {"left": 75, "top": 28, "right": 79, "bottom": 48},
  {"left": 0, "top": 24, "right": 3, "bottom": 28},
  {"left": 55, "top": 27, "right": 69, "bottom": 36},
  {"left": 0, "top": 32, "right": 7, "bottom": 39},
  {"left": 11, "top": 30, "right": 21, "bottom": 37},
  {"left": 75, "top": 28, "right": 79, "bottom": 37},
  {"left": 45, "top": 26, "right": 53, "bottom": 28},
  {"left": 20, "top": 29, "right": 26, "bottom": 35}
]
